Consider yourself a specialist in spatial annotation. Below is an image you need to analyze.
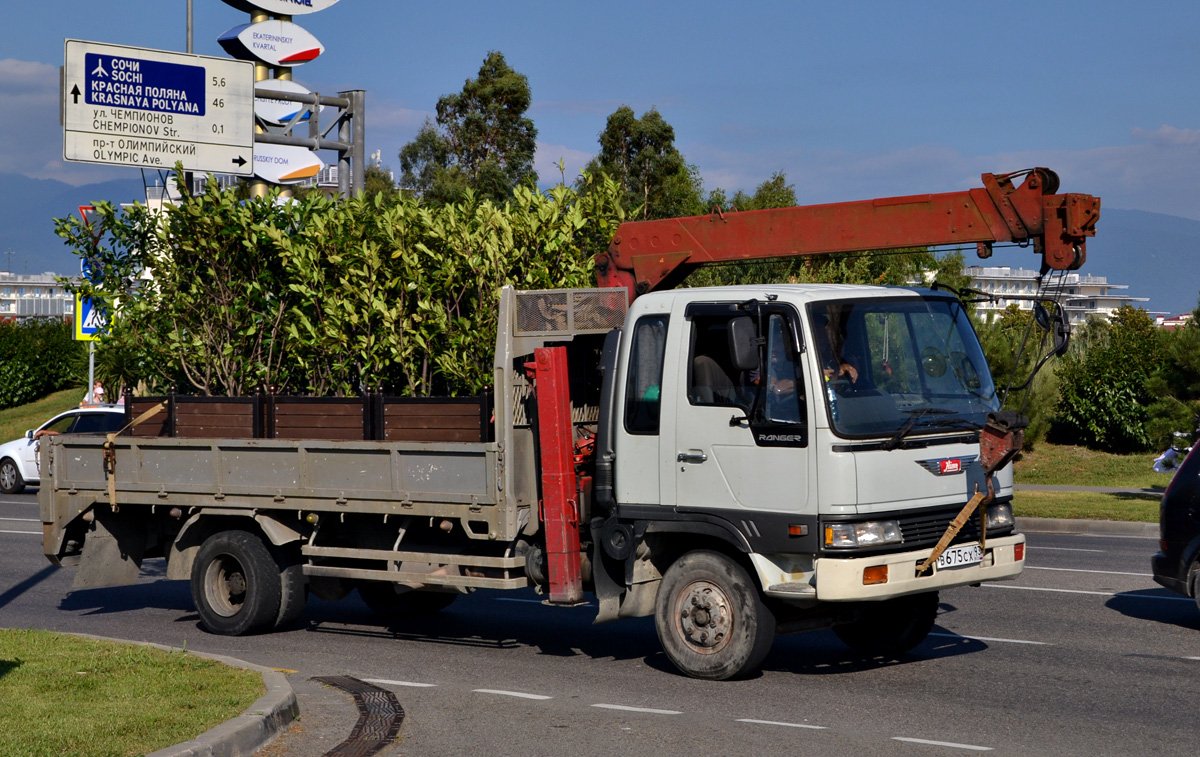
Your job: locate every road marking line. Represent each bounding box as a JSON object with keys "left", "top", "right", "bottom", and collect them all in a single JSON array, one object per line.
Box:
[
  {"left": 0, "top": 530, "right": 40, "bottom": 535},
  {"left": 893, "top": 736, "right": 992, "bottom": 751},
  {"left": 473, "top": 689, "right": 552, "bottom": 700},
  {"left": 1025, "top": 546, "right": 1104, "bottom": 553},
  {"left": 592, "top": 704, "right": 682, "bottom": 715},
  {"left": 363, "top": 678, "right": 436, "bottom": 688},
  {"left": 929, "top": 632, "right": 1048, "bottom": 646},
  {"left": 1025, "top": 566, "right": 1153, "bottom": 577},
  {"left": 1183, "top": 657, "right": 1200, "bottom": 661},
  {"left": 0, "top": 517, "right": 39, "bottom": 523},
  {"left": 736, "top": 718, "right": 827, "bottom": 730},
  {"left": 985, "top": 584, "right": 1194, "bottom": 601}
]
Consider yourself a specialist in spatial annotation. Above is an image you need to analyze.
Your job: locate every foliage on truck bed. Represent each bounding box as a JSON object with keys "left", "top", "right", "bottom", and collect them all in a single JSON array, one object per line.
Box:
[{"left": 54, "top": 171, "right": 626, "bottom": 399}]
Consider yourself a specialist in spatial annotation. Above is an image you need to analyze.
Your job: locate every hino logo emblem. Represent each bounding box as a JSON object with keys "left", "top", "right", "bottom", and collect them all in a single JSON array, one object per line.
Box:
[{"left": 916, "top": 455, "right": 978, "bottom": 475}]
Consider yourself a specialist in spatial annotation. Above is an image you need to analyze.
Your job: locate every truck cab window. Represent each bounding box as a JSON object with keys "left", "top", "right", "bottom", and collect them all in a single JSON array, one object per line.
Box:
[
  {"left": 624, "top": 315, "right": 669, "bottom": 435},
  {"left": 761, "top": 314, "right": 805, "bottom": 424},
  {"left": 687, "top": 316, "right": 747, "bottom": 409}
]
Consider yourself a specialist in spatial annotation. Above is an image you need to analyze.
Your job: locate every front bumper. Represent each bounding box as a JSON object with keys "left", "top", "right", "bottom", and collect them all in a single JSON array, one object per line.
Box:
[{"left": 756, "top": 534, "right": 1025, "bottom": 601}]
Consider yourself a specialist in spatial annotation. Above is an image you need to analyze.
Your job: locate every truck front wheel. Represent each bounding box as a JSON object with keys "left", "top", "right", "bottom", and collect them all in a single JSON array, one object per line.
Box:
[
  {"left": 654, "top": 550, "right": 776, "bottom": 680},
  {"left": 834, "top": 591, "right": 939, "bottom": 657},
  {"left": 191, "top": 530, "right": 282, "bottom": 636}
]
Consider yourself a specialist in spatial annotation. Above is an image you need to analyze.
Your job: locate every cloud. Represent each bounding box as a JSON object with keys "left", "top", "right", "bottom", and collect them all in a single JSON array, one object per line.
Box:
[
  {"left": 687, "top": 128, "right": 1200, "bottom": 222},
  {"left": 533, "top": 142, "right": 594, "bottom": 184}
]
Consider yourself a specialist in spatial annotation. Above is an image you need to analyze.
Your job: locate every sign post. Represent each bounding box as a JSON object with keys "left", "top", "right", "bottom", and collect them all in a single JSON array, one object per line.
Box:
[{"left": 63, "top": 40, "right": 255, "bottom": 175}]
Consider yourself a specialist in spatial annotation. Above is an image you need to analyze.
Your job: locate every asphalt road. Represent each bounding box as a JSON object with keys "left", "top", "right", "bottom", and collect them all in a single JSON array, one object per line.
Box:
[{"left": 2, "top": 490, "right": 1198, "bottom": 756}]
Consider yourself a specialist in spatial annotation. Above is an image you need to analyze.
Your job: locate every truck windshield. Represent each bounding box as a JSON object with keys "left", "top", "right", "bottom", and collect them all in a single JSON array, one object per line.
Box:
[{"left": 810, "top": 296, "right": 999, "bottom": 439}]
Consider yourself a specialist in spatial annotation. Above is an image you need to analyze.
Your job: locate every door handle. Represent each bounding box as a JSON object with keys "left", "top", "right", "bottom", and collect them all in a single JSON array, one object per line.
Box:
[{"left": 677, "top": 451, "right": 708, "bottom": 464}]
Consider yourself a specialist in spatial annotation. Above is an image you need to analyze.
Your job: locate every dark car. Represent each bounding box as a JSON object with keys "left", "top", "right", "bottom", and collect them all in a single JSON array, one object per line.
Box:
[{"left": 1151, "top": 444, "right": 1200, "bottom": 605}]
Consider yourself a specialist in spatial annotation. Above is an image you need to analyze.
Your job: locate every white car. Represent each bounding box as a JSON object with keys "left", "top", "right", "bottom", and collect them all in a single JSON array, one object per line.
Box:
[{"left": 0, "top": 405, "right": 126, "bottom": 494}]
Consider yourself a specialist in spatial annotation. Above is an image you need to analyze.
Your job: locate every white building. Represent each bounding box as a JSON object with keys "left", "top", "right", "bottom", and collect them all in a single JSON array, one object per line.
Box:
[
  {"left": 0, "top": 272, "right": 76, "bottom": 321},
  {"left": 964, "top": 266, "right": 1149, "bottom": 325}
]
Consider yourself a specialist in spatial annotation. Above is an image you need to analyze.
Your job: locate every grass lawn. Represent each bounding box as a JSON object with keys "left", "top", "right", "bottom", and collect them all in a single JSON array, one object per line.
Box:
[
  {"left": 0, "top": 388, "right": 89, "bottom": 444},
  {"left": 1014, "top": 443, "right": 1168, "bottom": 490},
  {"left": 1013, "top": 490, "right": 1160, "bottom": 523},
  {"left": 0, "top": 629, "right": 263, "bottom": 757}
]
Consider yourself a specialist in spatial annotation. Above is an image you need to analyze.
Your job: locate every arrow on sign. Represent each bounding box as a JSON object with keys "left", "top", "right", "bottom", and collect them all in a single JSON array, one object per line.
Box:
[
  {"left": 71, "top": 84, "right": 81, "bottom": 104},
  {"left": 232, "top": 155, "right": 247, "bottom": 167}
]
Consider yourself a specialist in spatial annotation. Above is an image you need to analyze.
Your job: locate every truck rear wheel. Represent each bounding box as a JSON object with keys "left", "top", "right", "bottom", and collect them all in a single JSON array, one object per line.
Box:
[
  {"left": 191, "top": 530, "right": 282, "bottom": 636},
  {"left": 834, "top": 591, "right": 939, "bottom": 657},
  {"left": 654, "top": 550, "right": 776, "bottom": 680},
  {"left": 357, "top": 582, "right": 458, "bottom": 620}
]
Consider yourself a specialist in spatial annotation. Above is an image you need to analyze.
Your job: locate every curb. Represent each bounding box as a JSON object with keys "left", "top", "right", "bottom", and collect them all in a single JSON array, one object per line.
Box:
[
  {"left": 1017, "top": 516, "right": 1158, "bottom": 538},
  {"left": 71, "top": 634, "right": 297, "bottom": 757}
]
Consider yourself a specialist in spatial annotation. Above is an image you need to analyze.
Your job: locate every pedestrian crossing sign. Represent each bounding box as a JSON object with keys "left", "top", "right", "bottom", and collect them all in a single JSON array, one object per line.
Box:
[{"left": 75, "top": 294, "right": 107, "bottom": 341}]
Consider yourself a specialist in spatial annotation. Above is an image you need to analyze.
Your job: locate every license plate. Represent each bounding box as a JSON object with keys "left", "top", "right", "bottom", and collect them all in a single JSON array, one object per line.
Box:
[{"left": 936, "top": 544, "right": 982, "bottom": 570}]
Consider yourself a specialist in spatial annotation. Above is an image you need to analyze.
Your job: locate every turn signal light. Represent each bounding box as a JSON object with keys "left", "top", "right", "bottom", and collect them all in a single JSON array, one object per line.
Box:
[
  {"left": 862, "top": 565, "right": 888, "bottom": 585},
  {"left": 1014, "top": 542, "right": 1025, "bottom": 561},
  {"left": 788, "top": 524, "right": 808, "bottom": 537}
]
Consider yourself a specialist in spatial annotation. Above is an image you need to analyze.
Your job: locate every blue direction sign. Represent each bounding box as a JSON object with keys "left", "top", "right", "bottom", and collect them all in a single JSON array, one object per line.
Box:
[
  {"left": 75, "top": 294, "right": 107, "bottom": 341},
  {"left": 84, "top": 52, "right": 205, "bottom": 116},
  {"left": 64, "top": 40, "right": 254, "bottom": 175}
]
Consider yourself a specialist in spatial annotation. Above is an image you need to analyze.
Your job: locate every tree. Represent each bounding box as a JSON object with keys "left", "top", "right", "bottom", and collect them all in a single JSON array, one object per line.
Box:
[
  {"left": 582, "top": 106, "right": 702, "bottom": 220},
  {"left": 398, "top": 51, "right": 538, "bottom": 205},
  {"left": 1145, "top": 291, "right": 1200, "bottom": 448},
  {"left": 1053, "top": 305, "right": 1160, "bottom": 451},
  {"left": 363, "top": 163, "right": 400, "bottom": 202},
  {"left": 706, "top": 171, "right": 798, "bottom": 212}
]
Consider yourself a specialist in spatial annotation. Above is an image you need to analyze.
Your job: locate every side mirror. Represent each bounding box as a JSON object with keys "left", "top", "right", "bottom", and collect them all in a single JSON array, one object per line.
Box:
[
  {"left": 728, "top": 316, "right": 760, "bottom": 372},
  {"left": 25, "top": 430, "right": 33, "bottom": 440}
]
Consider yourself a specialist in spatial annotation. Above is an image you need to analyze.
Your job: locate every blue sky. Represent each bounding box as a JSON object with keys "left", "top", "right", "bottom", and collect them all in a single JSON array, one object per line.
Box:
[{"left": 3, "top": 0, "right": 1200, "bottom": 219}]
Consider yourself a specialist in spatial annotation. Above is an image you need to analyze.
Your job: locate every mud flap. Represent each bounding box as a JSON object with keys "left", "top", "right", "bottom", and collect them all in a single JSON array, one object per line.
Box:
[
  {"left": 590, "top": 523, "right": 624, "bottom": 624},
  {"left": 73, "top": 507, "right": 145, "bottom": 589}
]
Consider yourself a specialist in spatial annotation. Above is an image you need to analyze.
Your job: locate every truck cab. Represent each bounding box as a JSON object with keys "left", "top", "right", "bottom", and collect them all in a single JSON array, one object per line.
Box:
[{"left": 592, "top": 284, "right": 1023, "bottom": 675}]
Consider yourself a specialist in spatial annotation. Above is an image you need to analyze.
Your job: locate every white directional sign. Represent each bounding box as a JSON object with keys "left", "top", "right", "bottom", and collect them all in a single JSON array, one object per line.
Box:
[
  {"left": 218, "top": 21, "right": 324, "bottom": 67},
  {"left": 222, "top": 0, "right": 342, "bottom": 14},
  {"left": 255, "top": 78, "right": 324, "bottom": 125},
  {"left": 63, "top": 40, "right": 255, "bottom": 175},
  {"left": 253, "top": 142, "right": 323, "bottom": 184}
]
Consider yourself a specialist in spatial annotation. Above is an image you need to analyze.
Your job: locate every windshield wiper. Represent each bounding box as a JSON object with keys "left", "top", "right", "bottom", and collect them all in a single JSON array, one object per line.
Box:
[{"left": 882, "top": 407, "right": 955, "bottom": 451}]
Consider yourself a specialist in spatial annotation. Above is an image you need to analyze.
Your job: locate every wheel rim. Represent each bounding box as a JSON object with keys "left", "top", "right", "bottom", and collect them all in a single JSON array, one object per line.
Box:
[
  {"left": 0, "top": 463, "right": 14, "bottom": 490},
  {"left": 673, "top": 580, "right": 734, "bottom": 655},
  {"left": 203, "top": 553, "right": 248, "bottom": 618}
]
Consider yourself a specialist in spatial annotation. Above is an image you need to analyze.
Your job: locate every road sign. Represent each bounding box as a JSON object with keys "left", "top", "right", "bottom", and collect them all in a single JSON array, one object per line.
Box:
[
  {"left": 75, "top": 294, "right": 107, "bottom": 341},
  {"left": 221, "top": 0, "right": 342, "bottom": 14},
  {"left": 253, "top": 142, "right": 323, "bottom": 184},
  {"left": 63, "top": 40, "right": 254, "bottom": 175},
  {"left": 218, "top": 21, "right": 324, "bottom": 67}
]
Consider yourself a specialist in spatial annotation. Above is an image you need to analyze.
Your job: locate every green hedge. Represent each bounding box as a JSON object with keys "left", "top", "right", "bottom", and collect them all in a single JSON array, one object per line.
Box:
[{"left": 0, "top": 319, "right": 86, "bottom": 409}]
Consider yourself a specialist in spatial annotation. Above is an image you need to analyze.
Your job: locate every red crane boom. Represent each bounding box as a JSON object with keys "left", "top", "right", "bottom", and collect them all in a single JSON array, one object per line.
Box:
[{"left": 596, "top": 167, "right": 1100, "bottom": 301}]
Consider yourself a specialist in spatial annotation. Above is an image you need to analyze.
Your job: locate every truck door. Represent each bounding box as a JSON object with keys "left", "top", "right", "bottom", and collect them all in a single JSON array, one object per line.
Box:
[{"left": 670, "top": 303, "right": 812, "bottom": 518}]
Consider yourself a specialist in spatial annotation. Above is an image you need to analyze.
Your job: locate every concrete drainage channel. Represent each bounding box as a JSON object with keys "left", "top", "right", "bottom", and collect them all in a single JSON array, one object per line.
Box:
[{"left": 312, "top": 676, "right": 406, "bottom": 757}]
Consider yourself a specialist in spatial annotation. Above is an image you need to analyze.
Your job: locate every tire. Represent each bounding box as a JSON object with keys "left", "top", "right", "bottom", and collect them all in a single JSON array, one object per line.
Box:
[
  {"left": 191, "top": 530, "right": 282, "bottom": 636},
  {"left": 654, "top": 550, "right": 776, "bottom": 680},
  {"left": 1190, "top": 564, "right": 1200, "bottom": 614},
  {"left": 357, "top": 582, "right": 458, "bottom": 620},
  {"left": 274, "top": 557, "right": 308, "bottom": 629},
  {"left": 834, "top": 591, "right": 939, "bottom": 657},
  {"left": 0, "top": 458, "right": 25, "bottom": 495}
]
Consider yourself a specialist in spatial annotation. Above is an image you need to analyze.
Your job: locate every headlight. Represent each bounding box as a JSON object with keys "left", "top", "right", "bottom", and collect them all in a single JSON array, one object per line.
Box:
[
  {"left": 824, "top": 520, "right": 902, "bottom": 548},
  {"left": 986, "top": 503, "right": 1013, "bottom": 529}
]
